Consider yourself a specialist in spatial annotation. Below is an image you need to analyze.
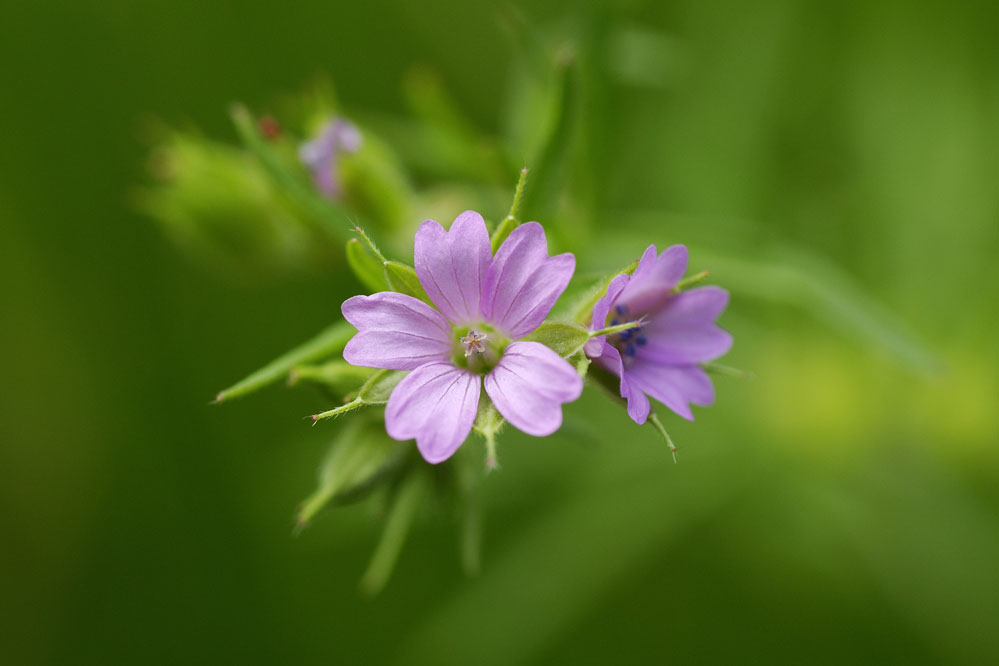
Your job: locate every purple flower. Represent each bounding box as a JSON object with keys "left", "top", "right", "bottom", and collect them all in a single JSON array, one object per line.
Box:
[
  {"left": 299, "top": 117, "right": 361, "bottom": 198},
  {"left": 585, "top": 245, "right": 732, "bottom": 424},
  {"left": 341, "top": 212, "right": 582, "bottom": 464}
]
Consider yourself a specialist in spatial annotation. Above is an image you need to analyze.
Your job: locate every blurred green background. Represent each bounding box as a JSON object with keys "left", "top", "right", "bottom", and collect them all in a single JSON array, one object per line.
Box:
[{"left": 1, "top": 1, "right": 997, "bottom": 664}]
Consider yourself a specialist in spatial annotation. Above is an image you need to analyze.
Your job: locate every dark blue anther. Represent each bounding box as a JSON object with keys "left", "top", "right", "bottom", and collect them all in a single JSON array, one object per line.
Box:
[
  {"left": 620, "top": 329, "right": 633, "bottom": 341},
  {"left": 625, "top": 343, "right": 637, "bottom": 357},
  {"left": 615, "top": 304, "right": 627, "bottom": 316},
  {"left": 636, "top": 335, "right": 647, "bottom": 346},
  {"left": 610, "top": 318, "right": 620, "bottom": 327}
]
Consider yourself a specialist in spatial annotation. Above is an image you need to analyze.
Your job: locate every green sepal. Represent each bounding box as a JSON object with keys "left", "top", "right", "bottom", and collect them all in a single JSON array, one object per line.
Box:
[
  {"left": 384, "top": 260, "right": 432, "bottom": 304},
  {"left": 522, "top": 321, "right": 591, "bottom": 358},
  {"left": 473, "top": 396, "right": 505, "bottom": 470},
  {"left": 213, "top": 321, "right": 355, "bottom": 403},
  {"left": 311, "top": 369, "right": 406, "bottom": 422},
  {"left": 288, "top": 360, "right": 373, "bottom": 394},
  {"left": 346, "top": 238, "right": 390, "bottom": 292},
  {"left": 296, "top": 419, "right": 407, "bottom": 529}
]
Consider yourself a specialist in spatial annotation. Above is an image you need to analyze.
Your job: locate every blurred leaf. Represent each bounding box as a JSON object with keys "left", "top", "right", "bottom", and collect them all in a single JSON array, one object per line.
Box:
[
  {"left": 360, "top": 467, "right": 429, "bottom": 596},
  {"left": 230, "top": 103, "right": 354, "bottom": 242},
  {"left": 289, "top": 360, "right": 373, "bottom": 393},
  {"left": 701, "top": 245, "right": 941, "bottom": 372},
  {"left": 346, "top": 238, "right": 390, "bottom": 292},
  {"left": 214, "top": 321, "right": 355, "bottom": 403},
  {"left": 296, "top": 419, "right": 406, "bottom": 528}
]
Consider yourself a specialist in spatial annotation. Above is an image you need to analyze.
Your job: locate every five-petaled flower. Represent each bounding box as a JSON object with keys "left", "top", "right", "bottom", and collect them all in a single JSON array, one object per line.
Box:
[
  {"left": 341, "top": 212, "right": 583, "bottom": 464},
  {"left": 585, "top": 245, "right": 732, "bottom": 424},
  {"left": 299, "top": 117, "right": 361, "bottom": 198}
]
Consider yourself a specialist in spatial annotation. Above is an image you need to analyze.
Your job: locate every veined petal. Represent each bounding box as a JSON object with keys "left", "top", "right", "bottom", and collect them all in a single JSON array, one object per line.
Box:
[
  {"left": 342, "top": 292, "right": 452, "bottom": 370},
  {"left": 481, "top": 222, "right": 575, "bottom": 339},
  {"left": 616, "top": 244, "right": 689, "bottom": 314},
  {"left": 414, "top": 211, "right": 491, "bottom": 324},
  {"left": 626, "top": 363, "right": 715, "bottom": 421},
  {"left": 385, "top": 362, "right": 481, "bottom": 464},
  {"left": 483, "top": 341, "right": 582, "bottom": 436},
  {"left": 641, "top": 287, "right": 733, "bottom": 364}
]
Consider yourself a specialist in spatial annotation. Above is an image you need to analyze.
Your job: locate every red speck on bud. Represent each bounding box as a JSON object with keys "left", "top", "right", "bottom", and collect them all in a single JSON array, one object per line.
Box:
[{"left": 258, "top": 115, "right": 282, "bottom": 140}]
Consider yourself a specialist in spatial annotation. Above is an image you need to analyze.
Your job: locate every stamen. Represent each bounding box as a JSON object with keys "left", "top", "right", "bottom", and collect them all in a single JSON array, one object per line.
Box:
[
  {"left": 625, "top": 342, "right": 637, "bottom": 357},
  {"left": 615, "top": 304, "right": 628, "bottom": 316},
  {"left": 610, "top": 318, "right": 620, "bottom": 326},
  {"left": 636, "top": 335, "right": 647, "bottom": 346},
  {"left": 460, "top": 330, "right": 488, "bottom": 357},
  {"left": 620, "top": 329, "right": 634, "bottom": 341}
]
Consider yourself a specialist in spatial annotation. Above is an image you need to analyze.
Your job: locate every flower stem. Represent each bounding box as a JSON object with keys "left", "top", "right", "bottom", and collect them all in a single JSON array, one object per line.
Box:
[
  {"left": 648, "top": 412, "right": 678, "bottom": 464},
  {"left": 490, "top": 168, "right": 529, "bottom": 252}
]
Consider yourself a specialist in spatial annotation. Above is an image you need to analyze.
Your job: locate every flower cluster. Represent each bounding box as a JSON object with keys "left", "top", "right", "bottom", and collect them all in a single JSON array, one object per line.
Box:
[{"left": 340, "top": 211, "right": 733, "bottom": 464}]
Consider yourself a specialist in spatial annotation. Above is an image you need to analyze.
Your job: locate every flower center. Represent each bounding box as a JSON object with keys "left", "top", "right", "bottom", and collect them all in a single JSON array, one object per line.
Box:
[
  {"left": 452, "top": 325, "right": 506, "bottom": 374},
  {"left": 607, "top": 303, "right": 647, "bottom": 364},
  {"left": 460, "top": 329, "right": 488, "bottom": 357}
]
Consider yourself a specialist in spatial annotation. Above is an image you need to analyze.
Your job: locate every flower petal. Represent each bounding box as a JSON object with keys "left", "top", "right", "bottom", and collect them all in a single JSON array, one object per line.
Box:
[
  {"left": 413, "top": 211, "right": 491, "bottom": 324},
  {"left": 593, "top": 343, "right": 651, "bottom": 424},
  {"left": 616, "top": 244, "right": 689, "bottom": 314},
  {"left": 484, "top": 341, "right": 582, "bottom": 436},
  {"left": 584, "top": 272, "right": 631, "bottom": 358},
  {"left": 342, "top": 292, "right": 453, "bottom": 370},
  {"left": 481, "top": 222, "right": 575, "bottom": 339},
  {"left": 626, "top": 363, "right": 715, "bottom": 421},
  {"left": 640, "top": 286, "right": 732, "bottom": 364},
  {"left": 385, "top": 362, "right": 481, "bottom": 464}
]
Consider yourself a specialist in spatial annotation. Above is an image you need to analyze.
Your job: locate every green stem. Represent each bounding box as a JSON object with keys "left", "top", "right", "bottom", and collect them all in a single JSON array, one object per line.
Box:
[
  {"left": 490, "top": 168, "right": 529, "bottom": 252},
  {"left": 647, "top": 412, "right": 678, "bottom": 464}
]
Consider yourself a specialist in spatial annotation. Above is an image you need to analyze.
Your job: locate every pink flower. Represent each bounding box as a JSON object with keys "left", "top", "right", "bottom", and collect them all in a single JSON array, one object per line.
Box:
[
  {"left": 299, "top": 117, "right": 361, "bottom": 198},
  {"left": 585, "top": 245, "right": 732, "bottom": 424},
  {"left": 341, "top": 212, "right": 582, "bottom": 464}
]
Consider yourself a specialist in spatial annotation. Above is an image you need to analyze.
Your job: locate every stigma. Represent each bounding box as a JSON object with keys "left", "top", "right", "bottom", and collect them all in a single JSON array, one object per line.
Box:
[{"left": 460, "top": 330, "right": 488, "bottom": 357}]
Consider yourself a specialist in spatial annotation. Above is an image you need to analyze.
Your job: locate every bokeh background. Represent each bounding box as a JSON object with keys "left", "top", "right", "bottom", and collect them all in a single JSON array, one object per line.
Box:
[{"left": 1, "top": 1, "right": 997, "bottom": 664}]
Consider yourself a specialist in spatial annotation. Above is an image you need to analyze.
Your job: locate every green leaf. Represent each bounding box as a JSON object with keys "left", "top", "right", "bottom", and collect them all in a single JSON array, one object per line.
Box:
[
  {"left": 384, "top": 260, "right": 432, "bottom": 304},
  {"left": 521, "top": 321, "right": 591, "bottom": 358},
  {"left": 214, "top": 321, "right": 355, "bottom": 403},
  {"left": 345, "top": 238, "right": 390, "bottom": 292},
  {"left": 296, "top": 420, "right": 405, "bottom": 529}
]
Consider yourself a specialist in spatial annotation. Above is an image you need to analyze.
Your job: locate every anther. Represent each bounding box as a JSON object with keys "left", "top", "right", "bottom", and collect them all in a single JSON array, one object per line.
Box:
[{"left": 460, "top": 330, "right": 488, "bottom": 357}]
